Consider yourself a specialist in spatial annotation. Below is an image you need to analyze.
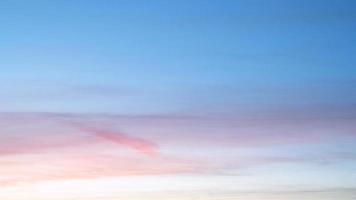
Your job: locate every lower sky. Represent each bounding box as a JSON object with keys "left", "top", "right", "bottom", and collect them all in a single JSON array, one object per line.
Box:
[{"left": 0, "top": 0, "right": 356, "bottom": 199}]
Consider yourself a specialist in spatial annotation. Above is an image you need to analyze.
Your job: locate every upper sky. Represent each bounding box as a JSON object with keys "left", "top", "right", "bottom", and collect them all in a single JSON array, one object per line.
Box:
[{"left": 0, "top": 0, "right": 356, "bottom": 199}]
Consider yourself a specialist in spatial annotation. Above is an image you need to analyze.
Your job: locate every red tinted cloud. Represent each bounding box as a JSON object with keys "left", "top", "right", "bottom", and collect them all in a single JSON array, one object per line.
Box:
[{"left": 79, "top": 127, "right": 158, "bottom": 156}]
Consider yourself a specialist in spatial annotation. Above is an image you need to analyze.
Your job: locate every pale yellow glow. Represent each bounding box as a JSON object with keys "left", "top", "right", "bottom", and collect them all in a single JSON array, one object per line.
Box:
[{"left": 1, "top": 175, "right": 354, "bottom": 200}]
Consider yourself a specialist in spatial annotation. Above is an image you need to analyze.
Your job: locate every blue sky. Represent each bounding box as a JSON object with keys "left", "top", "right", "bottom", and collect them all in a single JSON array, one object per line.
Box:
[{"left": 1, "top": 0, "right": 356, "bottom": 114}]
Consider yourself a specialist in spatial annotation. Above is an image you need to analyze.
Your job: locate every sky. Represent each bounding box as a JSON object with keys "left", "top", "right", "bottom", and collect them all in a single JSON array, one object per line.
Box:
[{"left": 0, "top": 0, "right": 356, "bottom": 199}]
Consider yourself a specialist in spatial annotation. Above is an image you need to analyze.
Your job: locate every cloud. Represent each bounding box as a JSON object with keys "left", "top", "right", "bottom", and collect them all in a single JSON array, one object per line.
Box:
[
  {"left": 78, "top": 127, "right": 159, "bottom": 156},
  {"left": 0, "top": 111, "right": 355, "bottom": 186},
  {"left": 0, "top": 113, "right": 201, "bottom": 186},
  {"left": 0, "top": 153, "right": 200, "bottom": 186},
  {"left": 0, "top": 113, "right": 159, "bottom": 156}
]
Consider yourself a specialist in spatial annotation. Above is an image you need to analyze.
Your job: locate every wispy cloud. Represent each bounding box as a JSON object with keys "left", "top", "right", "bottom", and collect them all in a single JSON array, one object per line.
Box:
[
  {"left": 0, "top": 111, "right": 355, "bottom": 186},
  {"left": 0, "top": 113, "right": 202, "bottom": 185},
  {"left": 78, "top": 127, "right": 159, "bottom": 156}
]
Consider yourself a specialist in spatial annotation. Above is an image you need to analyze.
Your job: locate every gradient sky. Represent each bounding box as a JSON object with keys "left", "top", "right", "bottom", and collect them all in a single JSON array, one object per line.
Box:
[{"left": 1, "top": 0, "right": 356, "bottom": 199}]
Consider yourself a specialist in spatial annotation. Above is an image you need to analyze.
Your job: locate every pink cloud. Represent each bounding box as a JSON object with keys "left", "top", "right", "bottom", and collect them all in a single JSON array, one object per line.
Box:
[
  {"left": 0, "top": 113, "right": 200, "bottom": 186},
  {"left": 0, "top": 152, "right": 202, "bottom": 186},
  {"left": 78, "top": 127, "right": 159, "bottom": 156},
  {"left": 0, "top": 111, "right": 355, "bottom": 186},
  {"left": 0, "top": 113, "right": 159, "bottom": 156}
]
